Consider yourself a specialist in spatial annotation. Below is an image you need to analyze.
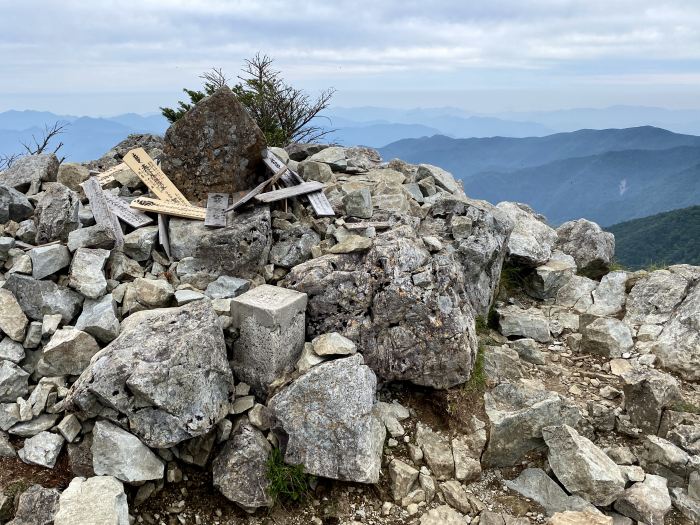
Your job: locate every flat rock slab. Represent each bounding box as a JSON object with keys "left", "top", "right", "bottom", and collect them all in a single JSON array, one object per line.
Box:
[
  {"left": 3, "top": 273, "right": 83, "bottom": 323},
  {"left": 54, "top": 476, "right": 129, "bottom": 525}
]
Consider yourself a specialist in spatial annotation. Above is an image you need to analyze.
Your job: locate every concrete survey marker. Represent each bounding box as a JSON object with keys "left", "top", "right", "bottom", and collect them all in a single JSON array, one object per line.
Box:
[{"left": 231, "top": 285, "right": 308, "bottom": 397}]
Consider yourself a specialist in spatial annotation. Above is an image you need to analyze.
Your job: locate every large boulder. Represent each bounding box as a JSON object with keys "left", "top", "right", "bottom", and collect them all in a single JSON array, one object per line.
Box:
[
  {"left": 34, "top": 183, "right": 80, "bottom": 244},
  {"left": 169, "top": 206, "right": 271, "bottom": 279},
  {"left": 268, "top": 354, "right": 385, "bottom": 483},
  {"left": 482, "top": 382, "right": 580, "bottom": 467},
  {"left": 53, "top": 476, "right": 129, "bottom": 525},
  {"left": 542, "top": 425, "right": 626, "bottom": 506},
  {"left": 505, "top": 468, "right": 599, "bottom": 516},
  {"left": 580, "top": 317, "right": 633, "bottom": 358},
  {"left": 497, "top": 202, "right": 557, "bottom": 267},
  {"left": 6, "top": 484, "right": 60, "bottom": 525},
  {"left": 653, "top": 277, "right": 700, "bottom": 380},
  {"left": 3, "top": 274, "right": 83, "bottom": 323},
  {"left": 625, "top": 267, "right": 692, "bottom": 326},
  {"left": 614, "top": 474, "right": 671, "bottom": 525},
  {"left": 555, "top": 219, "right": 614, "bottom": 278},
  {"left": 65, "top": 300, "right": 234, "bottom": 448},
  {"left": 0, "top": 154, "right": 58, "bottom": 194},
  {"left": 212, "top": 421, "right": 272, "bottom": 512},
  {"left": 623, "top": 368, "right": 681, "bottom": 435},
  {"left": 36, "top": 327, "right": 100, "bottom": 376},
  {"left": 282, "top": 224, "right": 479, "bottom": 389},
  {"left": 160, "top": 87, "right": 267, "bottom": 203}
]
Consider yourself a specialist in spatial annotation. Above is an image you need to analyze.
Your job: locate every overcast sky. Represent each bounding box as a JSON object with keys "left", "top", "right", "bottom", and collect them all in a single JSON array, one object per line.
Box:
[{"left": 1, "top": 0, "right": 699, "bottom": 115}]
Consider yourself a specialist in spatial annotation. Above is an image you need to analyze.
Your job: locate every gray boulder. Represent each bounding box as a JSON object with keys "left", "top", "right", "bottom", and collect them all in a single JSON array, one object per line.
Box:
[
  {"left": 653, "top": 278, "right": 700, "bottom": 380},
  {"left": 34, "top": 183, "right": 80, "bottom": 244},
  {"left": 57, "top": 162, "right": 90, "bottom": 191},
  {"left": 0, "top": 337, "right": 24, "bottom": 363},
  {"left": 282, "top": 224, "right": 480, "bottom": 389},
  {"left": 122, "top": 226, "right": 158, "bottom": 261},
  {"left": 624, "top": 268, "right": 690, "bottom": 325},
  {"left": 497, "top": 305, "right": 551, "bottom": 343},
  {"left": 212, "top": 421, "right": 272, "bottom": 512},
  {"left": 29, "top": 244, "right": 71, "bottom": 280},
  {"left": 0, "top": 288, "right": 28, "bottom": 341},
  {"left": 0, "top": 154, "right": 58, "bottom": 194},
  {"left": 415, "top": 424, "right": 454, "bottom": 480},
  {"left": 0, "top": 185, "right": 34, "bottom": 223},
  {"left": 525, "top": 251, "right": 577, "bottom": 300},
  {"left": 204, "top": 275, "right": 250, "bottom": 299},
  {"left": 92, "top": 420, "right": 165, "bottom": 483},
  {"left": 639, "top": 435, "right": 694, "bottom": 487},
  {"left": 482, "top": 382, "right": 580, "bottom": 467},
  {"left": 614, "top": 474, "right": 671, "bottom": 525},
  {"left": 37, "top": 327, "right": 100, "bottom": 377},
  {"left": 505, "top": 468, "right": 599, "bottom": 516},
  {"left": 169, "top": 206, "right": 271, "bottom": 278},
  {"left": 555, "top": 219, "right": 614, "bottom": 278},
  {"left": 65, "top": 300, "right": 234, "bottom": 448},
  {"left": 268, "top": 354, "right": 385, "bottom": 483},
  {"left": 18, "top": 431, "right": 64, "bottom": 468},
  {"left": 75, "top": 294, "right": 120, "bottom": 343},
  {"left": 497, "top": 202, "right": 557, "bottom": 267},
  {"left": 53, "top": 476, "right": 129, "bottom": 525},
  {"left": 67, "top": 224, "right": 117, "bottom": 252},
  {"left": 588, "top": 271, "right": 627, "bottom": 316},
  {"left": 6, "top": 484, "right": 60, "bottom": 525},
  {"left": 269, "top": 224, "right": 321, "bottom": 269},
  {"left": 581, "top": 317, "right": 633, "bottom": 358},
  {"left": 69, "top": 248, "right": 110, "bottom": 299},
  {"left": 623, "top": 368, "right": 681, "bottom": 435},
  {"left": 0, "top": 360, "right": 29, "bottom": 402},
  {"left": 417, "top": 164, "right": 464, "bottom": 195},
  {"left": 161, "top": 87, "right": 266, "bottom": 202},
  {"left": 543, "top": 424, "right": 625, "bottom": 506},
  {"left": 3, "top": 274, "right": 83, "bottom": 324}
]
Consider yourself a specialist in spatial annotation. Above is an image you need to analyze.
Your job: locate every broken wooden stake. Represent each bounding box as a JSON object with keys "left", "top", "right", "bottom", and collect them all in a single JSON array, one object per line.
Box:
[
  {"left": 130, "top": 197, "right": 207, "bottom": 220},
  {"left": 204, "top": 193, "right": 229, "bottom": 228},
  {"left": 103, "top": 192, "right": 154, "bottom": 228},
  {"left": 253, "top": 181, "right": 325, "bottom": 204},
  {"left": 158, "top": 215, "right": 171, "bottom": 259},
  {"left": 82, "top": 177, "right": 125, "bottom": 247}
]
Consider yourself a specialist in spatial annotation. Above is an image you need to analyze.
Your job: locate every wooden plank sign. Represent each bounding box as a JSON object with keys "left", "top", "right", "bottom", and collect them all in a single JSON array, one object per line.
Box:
[
  {"left": 226, "top": 179, "right": 270, "bottom": 212},
  {"left": 130, "top": 196, "right": 207, "bottom": 220},
  {"left": 262, "top": 150, "right": 335, "bottom": 217},
  {"left": 254, "top": 181, "right": 325, "bottom": 204},
  {"left": 122, "top": 148, "right": 190, "bottom": 205},
  {"left": 103, "top": 192, "right": 154, "bottom": 228},
  {"left": 82, "top": 177, "right": 125, "bottom": 246},
  {"left": 204, "top": 193, "right": 229, "bottom": 227},
  {"left": 96, "top": 162, "right": 129, "bottom": 186}
]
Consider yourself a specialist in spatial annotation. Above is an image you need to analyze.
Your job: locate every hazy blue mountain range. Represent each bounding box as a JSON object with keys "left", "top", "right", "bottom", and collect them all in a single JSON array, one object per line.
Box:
[
  {"left": 607, "top": 206, "right": 700, "bottom": 270},
  {"left": 0, "top": 110, "right": 169, "bottom": 161},
  {"left": 379, "top": 126, "right": 700, "bottom": 226}
]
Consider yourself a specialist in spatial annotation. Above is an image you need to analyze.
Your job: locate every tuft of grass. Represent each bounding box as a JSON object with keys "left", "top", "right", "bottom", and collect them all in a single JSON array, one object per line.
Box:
[
  {"left": 266, "top": 448, "right": 313, "bottom": 506},
  {"left": 464, "top": 345, "right": 487, "bottom": 394},
  {"left": 671, "top": 401, "right": 700, "bottom": 415},
  {"left": 499, "top": 263, "right": 530, "bottom": 293}
]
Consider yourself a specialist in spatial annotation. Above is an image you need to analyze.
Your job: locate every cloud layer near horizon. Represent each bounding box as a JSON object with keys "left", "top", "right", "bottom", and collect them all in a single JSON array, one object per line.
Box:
[{"left": 1, "top": 1, "right": 699, "bottom": 112}]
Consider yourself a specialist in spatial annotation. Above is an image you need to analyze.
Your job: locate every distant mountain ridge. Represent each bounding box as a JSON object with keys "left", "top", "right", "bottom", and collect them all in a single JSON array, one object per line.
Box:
[
  {"left": 379, "top": 126, "right": 700, "bottom": 226},
  {"left": 607, "top": 206, "right": 700, "bottom": 269}
]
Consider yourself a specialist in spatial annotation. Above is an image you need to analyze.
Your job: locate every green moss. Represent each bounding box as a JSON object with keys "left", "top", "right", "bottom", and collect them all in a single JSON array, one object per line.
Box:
[
  {"left": 671, "top": 401, "right": 700, "bottom": 415},
  {"left": 464, "top": 345, "right": 487, "bottom": 394},
  {"left": 266, "top": 448, "right": 314, "bottom": 506}
]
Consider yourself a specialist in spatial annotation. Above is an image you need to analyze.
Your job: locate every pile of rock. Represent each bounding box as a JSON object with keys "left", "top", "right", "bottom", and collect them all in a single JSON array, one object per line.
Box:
[{"left": 0, "top": 86, "right": 698, "bottom": 525}]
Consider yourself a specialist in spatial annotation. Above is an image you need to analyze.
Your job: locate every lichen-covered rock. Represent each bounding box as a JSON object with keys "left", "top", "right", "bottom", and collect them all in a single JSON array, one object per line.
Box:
[
  {"left": 212, "top": 422, "right": 272, "bottom": 512},
  {"left": 0, "top": 288, "right": 28, "bottom": 342},
  {"left": 6, "top": 484, "right": 60, "bottom": 525},
  {"left": 613, "top": 474, "right": 671, "bottom": 525},
  {"left": 482, "top": 383, "right": 580, "bottom": 467},
  {"left": 543, "top": 425, "right": 625, "bottom": 506},
  {"left": 268, "top": 354, "right": 385, "bottom": 483},
  {"left": 34, "top": 183, "right": 80, "bottom": 244},
  {"left": 169, "top": 206, "right": 271, "bottom": 278},
  {"left": 0, "top": 154, "right": 58, "bottom": 194},
  {"left": 0, "top": 360, "right": 29, "bottom": 402},
  {"left": 69, "top": 248, "right": 110, "bottom": 299},
  {"left": 36, "top": 327, "right": 100, "bottom": 377},
  {"left": 65, "top": 300, "right": 234, "bottom": 448},
  {"left": 161, "top": 87, "right": 266, "bottom": 203},
  {"left": 581, "top": 317, "right": 633, "bottom": 358},
  {"left": 497, "top": 201, "right": 557, "bottom": 267},
  {"left": 623, "top": 368, "right": 681, "bottom": 435},
  {"left": 282, "top": 224, "right": 479, "bottom": 389},
  {"left": 54, "top": 476, "right": 129, "bottom": 525},
  {"left": 624, "top": 267, "right": 691, "bottom": 326},
  {"left": 555, "top": 219, "right": 614, "bottom": 278}
]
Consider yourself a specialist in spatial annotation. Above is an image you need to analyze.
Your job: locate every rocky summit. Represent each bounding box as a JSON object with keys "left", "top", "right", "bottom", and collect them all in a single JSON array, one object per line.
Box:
[{"left": 0, "top": 91, "right": 699, "bottom": 525}]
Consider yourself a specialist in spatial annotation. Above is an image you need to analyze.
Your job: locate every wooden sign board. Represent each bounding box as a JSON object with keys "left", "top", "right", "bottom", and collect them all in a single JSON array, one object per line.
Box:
[
  {"left": 345, "top": 221, "right": 391, "bottom": 231},
  {"left": 96, "top": 162, "right": 129, "bottom": 186},
  {"left": 226, "top": 179, "right": 270, "bottom": 212},
  {"left": 254, "top": 181, "right": 324, "bottom": 203},
  {"left": 262, "top": 150, "right": 335, "bottom": 217},
  {"left": 103, "top": 192, "right": 154, "bottom": 228},
  {"left": 204, "top": 193, "right": 229, "bottom": 228},
  {"left": 130, "top": 197, "right": 206, "bottom": 220},
  {"left": 122, "top": 148, "right": 190, "bottom": 205},
  {"left": 82, "top": 177, "right": 124, "bottom": 246}
]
